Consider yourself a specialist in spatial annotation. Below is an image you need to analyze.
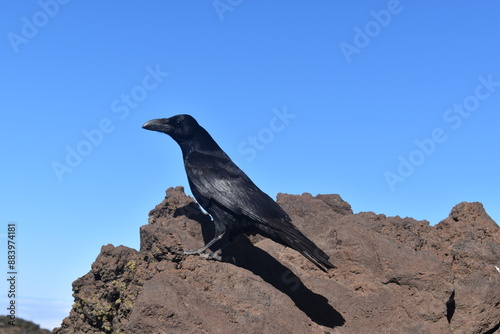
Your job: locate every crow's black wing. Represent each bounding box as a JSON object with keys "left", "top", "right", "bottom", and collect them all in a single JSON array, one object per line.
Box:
[{"left": 185, "top": 150, "right": 288, "bottom": 225}]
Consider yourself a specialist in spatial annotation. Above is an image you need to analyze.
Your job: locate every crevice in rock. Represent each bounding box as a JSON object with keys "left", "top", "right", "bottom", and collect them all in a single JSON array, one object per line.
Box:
[
  {"left": 445, "top": 290, "right": 455, "bottom": 323},
  {"left": 484, "top": 321, "right": 500, "bottom": 334},
  {"left": 381, "top": 277, "right": 401, "bottom": 286}
]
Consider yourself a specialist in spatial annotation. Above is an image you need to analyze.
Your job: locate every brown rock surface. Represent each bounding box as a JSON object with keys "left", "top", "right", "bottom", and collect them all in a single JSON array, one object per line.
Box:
[
  {"left": 54, "top": 187, "right": 500, "bottom": 334},
  {"left": 0, "top": 316, "right": 51, "bottom": 334}
]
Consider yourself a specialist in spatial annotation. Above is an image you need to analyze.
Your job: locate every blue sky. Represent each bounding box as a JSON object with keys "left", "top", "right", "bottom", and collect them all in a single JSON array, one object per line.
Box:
[{"left": 1, "top": 1, "right": 499, "bottom": 330}]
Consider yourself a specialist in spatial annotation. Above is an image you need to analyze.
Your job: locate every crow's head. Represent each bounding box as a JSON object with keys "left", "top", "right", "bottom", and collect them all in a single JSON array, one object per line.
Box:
[{"left": 142, "top": 114, "right": 200, "bottom": 142}]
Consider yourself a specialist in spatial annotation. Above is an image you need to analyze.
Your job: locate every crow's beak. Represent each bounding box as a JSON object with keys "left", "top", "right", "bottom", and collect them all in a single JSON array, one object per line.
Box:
[{"left": 142, "top": 118, "right": 172, "bottom": 133}]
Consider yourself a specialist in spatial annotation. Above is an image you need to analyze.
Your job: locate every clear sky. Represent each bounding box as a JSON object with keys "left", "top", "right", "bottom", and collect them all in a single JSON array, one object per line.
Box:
[{"left": 1, "top": 1, "right": 499, "bottom": 330}]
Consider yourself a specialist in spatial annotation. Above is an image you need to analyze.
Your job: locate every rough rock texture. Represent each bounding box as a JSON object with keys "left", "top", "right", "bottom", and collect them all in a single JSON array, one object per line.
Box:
[
  {"left": 54, "top": 187, "right": 500, "bottom": 334},
  {"left": 0, "top": 316, "right": 51, "bottom": 334}
]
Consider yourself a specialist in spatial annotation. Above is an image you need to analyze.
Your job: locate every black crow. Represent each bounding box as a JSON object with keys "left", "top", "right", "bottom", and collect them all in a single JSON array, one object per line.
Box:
[{"left": 142, "top": 114, "right": 335, "bottom": 271}]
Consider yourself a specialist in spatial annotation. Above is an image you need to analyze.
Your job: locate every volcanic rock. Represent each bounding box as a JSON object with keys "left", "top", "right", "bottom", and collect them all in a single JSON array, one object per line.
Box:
[
  {"left": 0, "top": 316, "right": 51, "bottom": 334},
  {"left": 54, "top": 187, "right": 500, "bottom": 334}
]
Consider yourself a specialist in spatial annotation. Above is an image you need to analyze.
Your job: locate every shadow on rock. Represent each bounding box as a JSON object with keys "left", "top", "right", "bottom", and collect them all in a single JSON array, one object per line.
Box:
[
  {"left": 176, "top": 203, "right": 346, "bottom": 329},
  {"left": 225, "top": 239, "right": 345, "bottom": 329}
]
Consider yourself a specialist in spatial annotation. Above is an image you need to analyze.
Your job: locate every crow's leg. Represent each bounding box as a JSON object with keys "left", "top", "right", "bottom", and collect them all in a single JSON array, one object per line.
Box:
[
  {"left": 196, "top": 235, "right": 240, "bottom": 261},
  {"left": 183, "top": 231, "right": 225, "bottom": 256},
  {"left": 183, "top": 219, "right": 228, "bottom": 260}
]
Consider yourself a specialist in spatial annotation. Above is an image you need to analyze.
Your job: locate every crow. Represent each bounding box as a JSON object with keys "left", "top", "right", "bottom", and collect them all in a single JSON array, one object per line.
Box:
[{"left": 143, "top": 114, "right": 335, "bottom": 271}]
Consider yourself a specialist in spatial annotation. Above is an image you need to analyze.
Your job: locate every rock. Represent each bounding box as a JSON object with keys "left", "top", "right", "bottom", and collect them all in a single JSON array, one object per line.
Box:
[
  {"left": 0, "top": 316, "right": 51, "bottom": 334},
  {"left": 54, "top": 187, "right": 500, "bottom": 334}
]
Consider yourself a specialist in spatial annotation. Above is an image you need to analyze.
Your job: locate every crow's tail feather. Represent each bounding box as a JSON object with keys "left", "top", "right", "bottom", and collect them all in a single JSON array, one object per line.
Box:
[{"left": 275, "top": 226, "right": 335, "bottom": 272}]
